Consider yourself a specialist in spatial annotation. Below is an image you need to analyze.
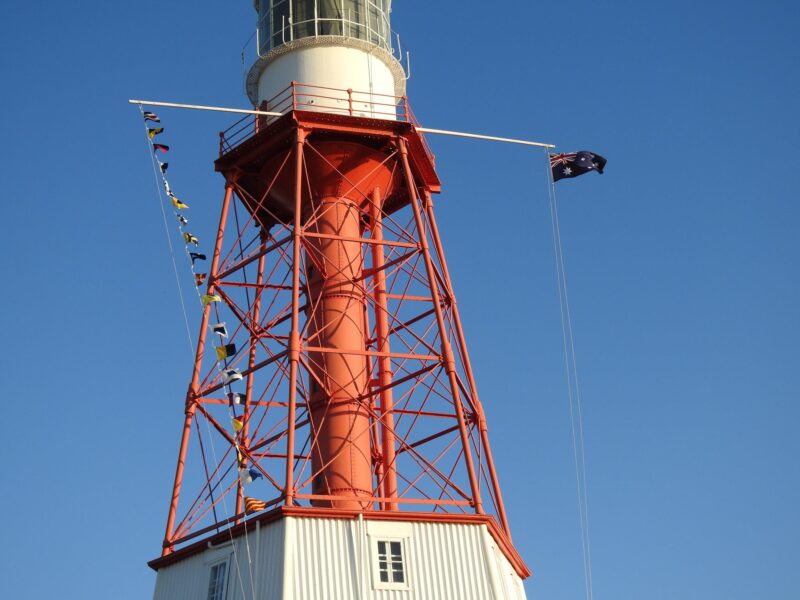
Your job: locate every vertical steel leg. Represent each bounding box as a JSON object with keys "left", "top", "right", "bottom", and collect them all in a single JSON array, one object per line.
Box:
[
  {"left": 236, "top": 237, "right": 268, "bottom": 520},
  {"left": 369, "top": 187, "right": 398, "bottom": 510},
  {"left": 285, "top": 130, "right": 306, "bottom": 506},
  {"left": 162, "top": 182, "right": 234, "bottom": 555},
  {"left": 397, "top": 138, "right": 484, "bottom": 514},
  {"left": 423, "top": 190, "right": 511, "bottom": 535}
]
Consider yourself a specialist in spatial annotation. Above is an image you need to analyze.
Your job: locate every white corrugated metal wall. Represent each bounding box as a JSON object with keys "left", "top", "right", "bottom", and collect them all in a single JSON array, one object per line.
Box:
[
  {"left": 153, "top": 519, "right": 286, "bottom": 600},
  {"left": 152, "top": 517, "right": 526, "bottom": 600}
]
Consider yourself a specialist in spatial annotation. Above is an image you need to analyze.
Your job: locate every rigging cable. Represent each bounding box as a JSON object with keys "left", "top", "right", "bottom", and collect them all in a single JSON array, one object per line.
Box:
[
  {"left": 178, "top": 204, "right": 258, "bottom": 600},
  {"left": 545, "top": 149, "right": 594, "bottom": 600},
  {"left": 140, "top": 108, "right": 256, "bottom": 600},
  {"left": 141, "top": 106, "right": 195, "bottom": 358}
]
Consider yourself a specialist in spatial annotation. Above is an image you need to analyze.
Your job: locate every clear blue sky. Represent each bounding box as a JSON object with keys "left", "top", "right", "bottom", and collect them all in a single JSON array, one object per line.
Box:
[{"left": 1, "top": 1, "right": 798, "bottom": 598}]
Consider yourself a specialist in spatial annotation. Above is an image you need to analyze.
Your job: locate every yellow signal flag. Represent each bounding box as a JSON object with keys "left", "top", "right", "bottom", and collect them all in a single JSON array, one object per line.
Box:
[
  {"left": 215, "top": 343, "right": 236, "bottom": 361},
  {"left": 147, "top": 127, "right": 164, "bottom": 140},
  {"left": 183, "top": 232, "right": 199, "bottom": 246},
  {"left": 172, "top": 195, "right": 189, "bottom": 210},
  {"left": 232, "top": 416, "right": 244, "bottom": 433},
  {"left": 202, "top": 294, "right": 221, "bottom": 306}
]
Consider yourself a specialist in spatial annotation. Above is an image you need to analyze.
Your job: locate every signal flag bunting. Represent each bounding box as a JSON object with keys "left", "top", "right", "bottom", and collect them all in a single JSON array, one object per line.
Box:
[
  {"left": 222, "top": 369, "right": 243, "bottom": 385},
  {"left": 215, "top": 343, "right": 237, "bottom": 361},
  {"left": 238, "top": 468, "right": 264, "bottom": 486},
  {"left": 244, "top": 497, "right": 267, "bottom": 513},
  {"left": 202, "top": 294, "right": 221, "bottom": 306}
]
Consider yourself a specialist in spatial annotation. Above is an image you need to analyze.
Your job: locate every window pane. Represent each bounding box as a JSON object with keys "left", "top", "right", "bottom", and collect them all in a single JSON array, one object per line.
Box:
[
  {"left": 292, "top": 0, "right": 315, "bottom": 38},
  {"left": 207, "top": 563, "right": 227, "bottom": 600},
  {"left": 391, "top": 558, "right": 404, "bottom": 583},
  {"left": 343, "top": 0, "right": 364, "bottom": 25},
  {"left": 271, "top": 0, "right": 290, "bottom": 49},
  {"left": 318, "top": 0, "right": 342, "bottom": 35},
  {"left": 376, "top": 540, "right": 406, "bottom": 586},
  {"left": 367, "top": 0, "right": 381, "bottom": 45},
  {"left": 318, "top": 0, "right": 342, "bottom": 19}
]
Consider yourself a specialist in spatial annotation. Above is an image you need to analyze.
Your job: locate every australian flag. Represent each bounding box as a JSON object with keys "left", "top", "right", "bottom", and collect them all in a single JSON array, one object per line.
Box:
[{"left": 550, "top": 151, "right": 607, "bottom": 182}]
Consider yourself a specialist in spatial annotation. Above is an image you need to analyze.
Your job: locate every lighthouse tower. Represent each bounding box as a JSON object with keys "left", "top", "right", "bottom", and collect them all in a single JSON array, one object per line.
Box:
[{"left": 150, "top": 2, "right": 530, "bottom": 598}]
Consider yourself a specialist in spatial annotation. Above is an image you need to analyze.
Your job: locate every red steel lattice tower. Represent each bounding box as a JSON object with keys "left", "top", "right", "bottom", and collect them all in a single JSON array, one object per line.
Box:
[{"left": 150, "top": 2, "right": 529, "bottom": 597}]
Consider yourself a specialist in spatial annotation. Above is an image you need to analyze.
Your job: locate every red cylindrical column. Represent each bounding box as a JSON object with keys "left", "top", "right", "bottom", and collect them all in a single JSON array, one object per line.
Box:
[{"left": 305, "top": 196, "right": 373, "bottom": 509}]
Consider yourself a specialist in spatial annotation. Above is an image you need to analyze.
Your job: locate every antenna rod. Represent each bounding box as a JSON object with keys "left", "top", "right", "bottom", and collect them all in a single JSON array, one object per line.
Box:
[{"left": 128, "top": 99, "right": 555, "bottom": 148}]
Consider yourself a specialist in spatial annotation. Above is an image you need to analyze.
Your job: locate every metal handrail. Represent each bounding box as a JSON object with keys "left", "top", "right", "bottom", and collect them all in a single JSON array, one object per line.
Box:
[
  {"left": 250, "top": 6, "right": 404, "bottom": 73},
  {"left": 219, "top": 82, "right": 433, "bottom": 160}
]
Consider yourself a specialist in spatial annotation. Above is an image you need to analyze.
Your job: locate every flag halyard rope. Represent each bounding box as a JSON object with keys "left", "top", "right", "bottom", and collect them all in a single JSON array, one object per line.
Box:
[
  {"left": 140, "top": 107, "right": 195, "bottom": 358},
  {"left": 138, "top": 108, "right": 258, "bottom": 600},
  {"left": 545, "top": 148, "right": 595, "bottom": 600}
]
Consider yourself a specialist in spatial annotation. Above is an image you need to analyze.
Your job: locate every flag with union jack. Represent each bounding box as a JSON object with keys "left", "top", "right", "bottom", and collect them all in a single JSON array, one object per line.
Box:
[{"left": 549, "top": 151, "right": 607, "bottom": 182}]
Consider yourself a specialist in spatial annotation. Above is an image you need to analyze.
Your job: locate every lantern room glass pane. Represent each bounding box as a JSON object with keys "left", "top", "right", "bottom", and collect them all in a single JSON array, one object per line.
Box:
[
  {"left": 292, "top": 0, "right": 315, "bottom": 39},
  {"left": 258, "top": 0, "right": 392, "bottom": 54}
]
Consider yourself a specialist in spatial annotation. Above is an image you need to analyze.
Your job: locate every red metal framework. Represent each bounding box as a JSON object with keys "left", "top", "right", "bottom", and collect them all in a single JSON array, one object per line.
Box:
[{"left": 160, "top": 89, "right": 512, "bottom": 559}]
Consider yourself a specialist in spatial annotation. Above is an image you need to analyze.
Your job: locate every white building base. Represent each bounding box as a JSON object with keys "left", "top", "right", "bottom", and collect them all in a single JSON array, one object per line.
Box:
[{"left": 152, "top": 511, "right": 528, "bottom": 600}]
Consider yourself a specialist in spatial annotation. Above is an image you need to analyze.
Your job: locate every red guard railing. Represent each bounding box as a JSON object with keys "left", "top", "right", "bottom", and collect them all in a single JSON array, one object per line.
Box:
[{"left": 219, "top": 82, "right": 432, "bottom": 162}]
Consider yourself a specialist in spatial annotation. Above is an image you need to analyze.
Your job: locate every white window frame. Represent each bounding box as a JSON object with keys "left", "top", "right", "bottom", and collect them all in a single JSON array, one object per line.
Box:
[
  {"left": 205, "top": 552, "right": 232, "bottom": 600},
  {"left": 370, "top": 536, "right": 410, "bottom": 591}
]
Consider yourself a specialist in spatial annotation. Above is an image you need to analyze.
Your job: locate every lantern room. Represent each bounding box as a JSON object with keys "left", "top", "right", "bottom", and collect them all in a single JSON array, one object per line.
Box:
[
  {"left": 255, "top": 0, "right": 393, "bottom": 54},
  {"left": 247, "top": 0, "right": 406, "bottom": 115}
]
